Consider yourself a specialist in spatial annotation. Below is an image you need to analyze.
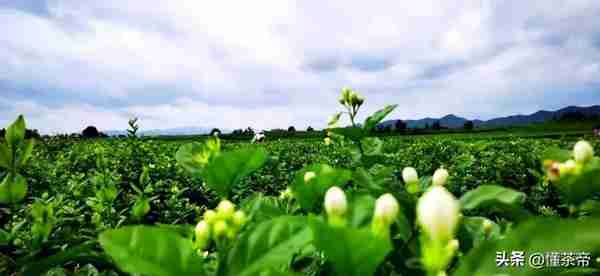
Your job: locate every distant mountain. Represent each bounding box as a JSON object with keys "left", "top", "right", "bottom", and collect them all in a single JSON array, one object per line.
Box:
[
  {"left": 379, "top": 105, "right": 600, "bottom": 129},
  {"left": 105, "top": 126, "right": 225, "bottom": 137}
]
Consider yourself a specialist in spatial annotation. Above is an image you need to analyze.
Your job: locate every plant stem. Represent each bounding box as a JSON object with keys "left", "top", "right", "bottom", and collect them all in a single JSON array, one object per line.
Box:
[{"left": 347, "top": 106, "right": 365, "bottom": 155}]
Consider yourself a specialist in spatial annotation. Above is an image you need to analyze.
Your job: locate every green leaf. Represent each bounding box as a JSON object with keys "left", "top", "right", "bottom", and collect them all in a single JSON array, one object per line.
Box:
[
  {"left": 542, "top": 147, "right": 572, "bottom": 163},
  {"left": 132, "top": 197, "right": 150, "bottom": 219},
  {"left": 460, "top": 185, "right": 526, "bottom": 211},
  {"left": 361, "top": 137, "right": 383, "bottom": 156},
  {"left": 202, "top": 147, "right": 268, "bottom": 198},
  {"left": 223, "top": 216, "right": 312, "bottom": 276},
  {"left": 18, "top": 139, "right": 34, "bottom": 167},
  {"left": 328, "top": 112, "right": 343, "bottom": 127},
  {"left": 290, "top": 164, "right": 352, "bottom": 212},
  {"left": 99, "top": 226, "right": 206, "bottom": 276},
  {"left": 0, "top": 143, "right": 11, "bottom": 169},
  {"left": 175, "top": 138, "right": 221, "bottom": 177},
  {"left": 456, "top": 216, "right": 501, "bottom": 252},
  {"left": 455, "top": 218, "right": 600, "bottom": 276},
  {"left": 347, "top": 194, "right": 376, "bottom": 228},
  {"left": 554, "top": 159, "right": 600, "bottom": 204},
  {"left": 241, "top": 194, "right": 286, "bottom": 225},
  {"left": 139, "top": 166, "right": 150, "bottom": 186},
  {"left": 363, "top": 104, "right": 397, "bottom": 131},
  {"left": 352, "top": 166, "right": 394, "bottom": 194},
  {"left": 0, "top": 173, "right": 27, "bottom": 204},
  {"left": 0, "top": 228, "right": 10, "bottom": 246},
  {"left": 310, "top": 219, "right": 392, "bottom": 276},
  {"left": 5, "top": 115, "right": 26, "bottom": 148},
  {"left": 19, "top": 242, "right": 112, "bottom": 276},
  {"left": 328, "top": 127, "right": 365, "bottom": 141}
]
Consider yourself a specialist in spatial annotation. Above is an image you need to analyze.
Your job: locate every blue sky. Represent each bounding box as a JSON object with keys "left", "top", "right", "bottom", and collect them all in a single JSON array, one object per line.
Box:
[{"left": 1, "top": 1, "right": 599, "bottom": 134}]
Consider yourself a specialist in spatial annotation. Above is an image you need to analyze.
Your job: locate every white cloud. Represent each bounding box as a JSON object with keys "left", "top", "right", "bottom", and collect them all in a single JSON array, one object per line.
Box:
[{"left": 1, "top": 0, "right": 599, "bottom": 133}]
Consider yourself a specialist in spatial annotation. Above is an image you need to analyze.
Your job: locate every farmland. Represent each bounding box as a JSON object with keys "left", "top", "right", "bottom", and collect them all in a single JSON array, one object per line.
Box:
[{"left": 1, "top": 90, "right": 600, "bottom": 276}]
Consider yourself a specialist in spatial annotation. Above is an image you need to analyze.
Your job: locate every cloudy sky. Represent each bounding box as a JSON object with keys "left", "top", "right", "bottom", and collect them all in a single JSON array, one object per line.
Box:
[{"left": 1, "top": 1, "right": 599, "bottom": 134}]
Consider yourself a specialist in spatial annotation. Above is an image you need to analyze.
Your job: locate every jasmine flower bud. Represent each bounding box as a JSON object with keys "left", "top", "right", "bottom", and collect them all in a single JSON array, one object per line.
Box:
[
  {"left": 574, "top": 140, "right": 594, "bottom": 164},
  {"left": 203, "top": 210, "right": 217, "bottom": 225},
  {"left": 559, "top": 160, "right": 577, "bottom": 175},
  {"left": 373, "top": 193, "right": 400, "bottom": 225},
  {"left": 446, "top": 239, "right": 459, "bottom": 253},
  {"left": 341, "top": 87, "right": 352, "bottom": 104},
  {"left": 194, "top": 220, "right": 210, "bottom": 249},
  {"left": 324, "top": 186, "right": 347, "bottom": 218},
  {"left": 402, "top": 167, "right": 419, "bottom": 185},
  {"left": 432, "top": 168, "right": 449, "bottom": 186},
  {"left": 216, "top": 200, "right": 235, "bottom": 219},
  {"left": 355, "top": 95, "right": 364, "bottom": 106},
  {"left": 482, "top": 219, "right": 493, "bottom": 236},
  {"left": 279, "top": 187, "right": 293, "bottom": 199},
  {"left": 304, "top": 171, "right": 316, "bottom": 183},
  {"left": 417, "top": 186, "right": 460, "bottom": 242},
  {"left": 232, "top": 210, "right": 247, "bottom": 227},
  {"left": 213, "top": 220, "right": 228, "bottom": 238}
]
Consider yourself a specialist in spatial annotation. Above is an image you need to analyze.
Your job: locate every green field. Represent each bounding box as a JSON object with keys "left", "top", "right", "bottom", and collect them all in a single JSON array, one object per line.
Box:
[{"left": 2, "top": 91, "right": 600, "bottom": 276}]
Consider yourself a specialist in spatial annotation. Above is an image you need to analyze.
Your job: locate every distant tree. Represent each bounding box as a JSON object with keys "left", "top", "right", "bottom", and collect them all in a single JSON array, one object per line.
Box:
[
  {"left": 394, "top": 120, "right": 407, "bottom": 132},
  {"left": 432, "top": 121, "right": 441, "bottom": 130},
  {"left": 288, "top": 126, "right": 296, "bottom": 132},
  {"left": 307, "top": 126, "right": 314, "bottom": 132},
  {"left": 127, "top": 118, "right": 140, "bottom": 138},
  {"left": 424, "top": 123, "right": 430, "bottom": 129},
  {"left": 210, "top": 128, "right": 221, "bottom": 136},
  {"left": 0, "top": 128, "right": 40, "bottom": 139},
  {"left": 464, "top": 120, "right": 474, "bottom": 130},
  {"left": 82, "top": 126, "right": 101, "bottom": 138}
]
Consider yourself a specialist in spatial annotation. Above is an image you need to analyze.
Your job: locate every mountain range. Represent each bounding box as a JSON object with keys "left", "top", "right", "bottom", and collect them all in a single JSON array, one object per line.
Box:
[
  {"left": 379, "top": 105, "right": 600, "bottom": 129},
  {"left": 103, "top": 105, "right": 600, "bottom": 136}
]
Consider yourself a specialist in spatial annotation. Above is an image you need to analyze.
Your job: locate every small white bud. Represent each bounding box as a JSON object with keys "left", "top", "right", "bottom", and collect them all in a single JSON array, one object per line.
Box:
[
  {"left": 232, "top": 210, "right": 247, "bottom": 227},
  {"left": 560, "top": 160, "right": 577, "bottom": 175},
  {"left": 402, "top": 167, "right": 419, "bottom": 185},
  {"left": 574, "top": 140, "right": 594, "bottom": 164},
  {"left": 304, "top": 171, "right": 316, "bottom": 183},
  {"left": 212, "top": 220, "right": 228, "bottom": 238},
  {"left": 432, "top": 168, "right": 449, "bottom": 186},
  {"left": 417, "top": 186, "right": 460, "bottom": 242},
  {"left": 482, "top": 219, "right": 493, "bottom": 236},
  {"left": 194, "top": 220, "right": 210, "bottom": 249},
  {"left": 195, "top": 220, "right": 210, "bottom": 241},
  {"left": 216, "top": 200, "right": 235, "bottom": 219},
  {"left": 446, "top": 239, "right": 459, "bottom": 253},
  {"left": 374, "top": 193, "right": 400, "bottom": 225},
  {"left": 203, "top": 210, "right": 217, "bottom": 225},
  {"left": 279, "top": 187, "right": 293, "bottom": 199},
  {"left": 324, "top": 186, "right": 347, "bottom": 217}
]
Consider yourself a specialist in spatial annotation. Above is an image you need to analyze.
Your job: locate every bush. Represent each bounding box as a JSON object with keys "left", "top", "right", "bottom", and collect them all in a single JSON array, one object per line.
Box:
[
  {"left": 464, "top": 121, "right": 474, "bottom": 130},
  {"left": 82, "top": 126, "right": 101, "bottom": 138}
]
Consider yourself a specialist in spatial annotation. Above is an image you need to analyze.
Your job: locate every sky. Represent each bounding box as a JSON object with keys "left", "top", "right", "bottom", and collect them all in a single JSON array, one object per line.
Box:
[{"left": 0, "top": 0, "right": 599, "bottom": 134}]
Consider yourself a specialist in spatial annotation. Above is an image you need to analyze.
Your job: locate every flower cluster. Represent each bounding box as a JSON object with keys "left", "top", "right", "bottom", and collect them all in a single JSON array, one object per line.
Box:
[
  {"left": 323, "top": 186, "right": 400, "bottom": 238},
  {"left": 338, "top": 87, "right": 364, "bottom": 108},
  {"left": 545, "top": 140, "right": 594, "bottom": 181},
  {"left": 194, "top": 199, "right": 247, "bottom": 250},
  {"left": 401, "top": 167, "right": 449, "bottom": 194}
]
